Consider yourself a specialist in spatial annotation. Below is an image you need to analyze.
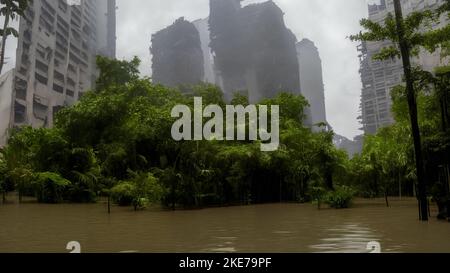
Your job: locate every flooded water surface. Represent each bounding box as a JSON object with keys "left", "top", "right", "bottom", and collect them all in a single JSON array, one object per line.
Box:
[{"left": 0, "top": 198, "right": 449, "bottom": 253}]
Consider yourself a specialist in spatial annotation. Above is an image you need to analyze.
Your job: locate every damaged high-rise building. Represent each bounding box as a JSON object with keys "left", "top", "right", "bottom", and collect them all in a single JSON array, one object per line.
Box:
[
  {"left": 2, "top": 0, "right": 116, "bottom": 141},
  {"left": 209, "top": 0, "right": 301, "bottom": 103},
  {"left": 151, "top": 17, "right": 204, "bottom": 88}
]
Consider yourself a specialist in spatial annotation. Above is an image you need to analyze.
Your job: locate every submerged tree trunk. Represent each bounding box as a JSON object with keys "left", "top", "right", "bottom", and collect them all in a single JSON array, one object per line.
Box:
[
  {"left": 108, "top": 195, "right": 111, "bottom": 214},
  {"left": 385, "top": 190, "right": 390, "bottom": 208},
  {"left": 393, "top": 0, "right": 428, "bottom": 221}
]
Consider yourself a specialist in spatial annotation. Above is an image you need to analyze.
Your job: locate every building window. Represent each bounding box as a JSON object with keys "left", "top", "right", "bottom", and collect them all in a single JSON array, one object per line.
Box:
[
  {"left": 35, "top": 73, "right": 48, "bottom": 85},
  {"left": 14, "top": 101, "right": 26, "bottom": 123},
  {"left": 53, "top": 83, "right": 64, "bottom": 94}
]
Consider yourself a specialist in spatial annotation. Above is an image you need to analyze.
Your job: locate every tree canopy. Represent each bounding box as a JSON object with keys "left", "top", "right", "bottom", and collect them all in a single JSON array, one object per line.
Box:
[{"left": 0, "top": 56, "right": 349, "bottom": 210}]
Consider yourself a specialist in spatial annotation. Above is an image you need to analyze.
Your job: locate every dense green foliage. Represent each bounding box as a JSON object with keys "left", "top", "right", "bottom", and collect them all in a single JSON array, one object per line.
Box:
[{"left": 0, "top": 56, "right": 350, "bottom": 210}]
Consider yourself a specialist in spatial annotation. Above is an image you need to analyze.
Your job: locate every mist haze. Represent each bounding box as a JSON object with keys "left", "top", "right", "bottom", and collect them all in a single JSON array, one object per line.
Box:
[{"left": 2, "top": 0, "right": 372, "bottom": 139}]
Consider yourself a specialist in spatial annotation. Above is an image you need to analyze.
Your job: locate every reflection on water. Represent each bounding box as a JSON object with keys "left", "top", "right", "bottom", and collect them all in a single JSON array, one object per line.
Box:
[
  {"left": 0, "top": 198, "right": 449, "bottom": 253},
  {"left": 310, "top": 224, "right": 381, "bottom": 253}
]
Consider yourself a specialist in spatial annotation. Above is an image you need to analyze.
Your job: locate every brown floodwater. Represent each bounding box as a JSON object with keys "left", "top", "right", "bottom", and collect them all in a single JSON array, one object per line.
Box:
[{"left": 0, "top": 197, "right": 449, "bottom": 253}]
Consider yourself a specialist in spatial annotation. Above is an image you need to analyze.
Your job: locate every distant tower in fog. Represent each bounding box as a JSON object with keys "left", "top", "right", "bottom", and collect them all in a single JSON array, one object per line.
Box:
[
  {"left": 151, "top": 18, "right": 204, "bottom": 88},
  {"left": 296, "top": 39, "right": 327, "bottom": 131},
  {"left": 209, "top": 0, "right": 300, "bottom": 103}
]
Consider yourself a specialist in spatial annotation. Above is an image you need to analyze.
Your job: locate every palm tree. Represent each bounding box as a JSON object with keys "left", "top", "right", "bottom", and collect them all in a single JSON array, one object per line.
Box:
[
  {"left": 392, "top": 0, "right": 428, "bottom": 220},
  {"left": 0, "top": 0, "right": 27, "bottom": 74}
]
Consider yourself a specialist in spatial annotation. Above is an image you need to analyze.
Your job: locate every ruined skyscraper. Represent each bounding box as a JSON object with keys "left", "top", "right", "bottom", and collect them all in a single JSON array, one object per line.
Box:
[
  {"left": 297, "top": 39, "right": 327, "bottom": 131},
  {"left": 209, "top": 0, "right": 300, "bottom": 103},
  {"left": 6, "top": 0, "right": 116, "bottom": 133},
  {"left": 358, "top": 0, "right": 449, "bottom": 135},
  {"left": 151, "top": 18, "right": 204, "bottom": 88}
]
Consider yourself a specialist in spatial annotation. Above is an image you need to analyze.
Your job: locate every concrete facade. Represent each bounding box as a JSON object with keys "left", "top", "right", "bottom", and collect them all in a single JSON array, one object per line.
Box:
[
  {"left": 358, "top": 0, "right": 449, "bottom": 135},
  {"left": 8, "top": 0, "right": 116, "bottom": 133}
]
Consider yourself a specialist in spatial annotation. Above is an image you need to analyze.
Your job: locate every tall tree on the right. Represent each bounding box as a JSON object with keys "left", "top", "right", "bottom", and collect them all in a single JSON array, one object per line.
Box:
[{"left": 351, "top": 0, "right": 450, "bottom": 221}]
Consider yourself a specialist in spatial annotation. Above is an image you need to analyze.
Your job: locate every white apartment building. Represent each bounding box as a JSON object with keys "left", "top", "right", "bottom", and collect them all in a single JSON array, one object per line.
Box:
[{"left": 0, "top": 0, "right": 116, "bottom": 145}]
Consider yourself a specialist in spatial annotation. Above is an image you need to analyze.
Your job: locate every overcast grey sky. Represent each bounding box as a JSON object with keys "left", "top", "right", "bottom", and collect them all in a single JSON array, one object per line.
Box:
[{"left": 2, "top": 0, "right": 375, "bottom": 139}]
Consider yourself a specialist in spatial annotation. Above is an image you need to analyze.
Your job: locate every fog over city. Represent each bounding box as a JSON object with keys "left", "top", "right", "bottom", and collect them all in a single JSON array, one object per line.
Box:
[{"left": 2, "top": 0, "right": 376, "bottom": 139}]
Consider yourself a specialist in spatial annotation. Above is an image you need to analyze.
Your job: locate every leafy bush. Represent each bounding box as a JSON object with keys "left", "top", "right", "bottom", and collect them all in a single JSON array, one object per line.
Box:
[
  {"left": 111, "top": 172, "right": 163, "bottom": 210},
  {"left": 66, "top": 148, "right": 101, "bottom": 203},
  {"left": 325, "top": 186, "right": 356, "bottom": 209},
  {"left": 130, "top": 172, "right": 163, "bottom": 210},
  {"left": 9, "top": 167, "right": 35, "bottom": 197},
  {"left": 110, "top": 182, "right": 135, "bottom": 206},
  {"left": 34, "top": 172, "right": 71, "bottom": 204}
]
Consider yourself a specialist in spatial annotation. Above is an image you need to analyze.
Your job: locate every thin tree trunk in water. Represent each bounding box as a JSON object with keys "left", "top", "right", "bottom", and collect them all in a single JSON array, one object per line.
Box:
[
  {"left": 385, "top": 190, "right": 390, "bottom": 207},
  {"left": 393, "top": 0, "right": 428, "bottom": 221},
  {"left": 0, "top": 13, "right": 10, "bottom": 75},
  {"left": 108, "top": 195, "right": 111, "bottom": 214},
  {"left": 399, "top": 171, "right": 402, "bottom": 200}
]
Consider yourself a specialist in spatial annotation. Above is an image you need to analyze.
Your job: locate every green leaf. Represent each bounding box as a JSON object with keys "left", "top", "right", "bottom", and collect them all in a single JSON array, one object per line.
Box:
[{"left": 0, "top": 27, "right": 18, "bottom": 37}]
